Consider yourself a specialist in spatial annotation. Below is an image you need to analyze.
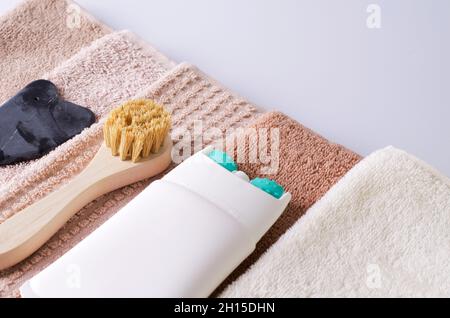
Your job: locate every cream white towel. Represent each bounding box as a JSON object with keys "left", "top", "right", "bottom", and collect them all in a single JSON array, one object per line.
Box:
[{"left": 221, "top": 147, "right": 450, "bottom": 298}]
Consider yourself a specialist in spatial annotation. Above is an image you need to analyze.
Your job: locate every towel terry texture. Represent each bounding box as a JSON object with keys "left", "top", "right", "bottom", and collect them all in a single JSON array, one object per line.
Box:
[
  {"left": 220, "top": 147, "right": 450, "bottom": 298},
  {"left": 0, "top": 0, "right": 366, "bottom": 298},
  {"left": 0, "top": 0, "right": 111, "bottom": 104},
  {"left": 0, "top": 59, "right": 260, "bottom": 296},
  {"left": 213, "top": 112, "right": 361, "bottom": 294}
]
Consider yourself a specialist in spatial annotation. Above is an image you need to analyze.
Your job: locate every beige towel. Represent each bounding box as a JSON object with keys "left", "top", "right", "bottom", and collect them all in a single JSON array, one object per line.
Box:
[
  {"left": 0, "top": 0, "right": 111, "bottom": 104},
  {"left": 221, "top": 147, "right": 450, "bottom": 297}
]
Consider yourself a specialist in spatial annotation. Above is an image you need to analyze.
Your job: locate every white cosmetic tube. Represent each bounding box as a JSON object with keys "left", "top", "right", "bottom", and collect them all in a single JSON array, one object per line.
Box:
[{"left": 21, "top": 147, "right": 291, "bottom": 298}]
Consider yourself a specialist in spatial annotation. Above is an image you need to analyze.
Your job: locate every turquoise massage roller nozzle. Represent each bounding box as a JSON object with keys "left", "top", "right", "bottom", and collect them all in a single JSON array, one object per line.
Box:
[{"left": 208, "top": 150, "right": 285, "bottom": 199}]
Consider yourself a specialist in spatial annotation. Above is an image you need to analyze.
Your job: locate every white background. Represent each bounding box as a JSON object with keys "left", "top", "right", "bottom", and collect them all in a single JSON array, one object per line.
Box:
[{"left": 1, "top": 0, "right": 449, "bottom": 176}]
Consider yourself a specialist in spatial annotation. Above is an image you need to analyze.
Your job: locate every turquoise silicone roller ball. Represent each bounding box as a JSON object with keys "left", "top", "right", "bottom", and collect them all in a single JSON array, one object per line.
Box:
[
  {"left": 207, "top": 150, "right": 238, "bottom": 172},
  {"left": 250, "top": 178, "right": 285, "bottom": 199}
]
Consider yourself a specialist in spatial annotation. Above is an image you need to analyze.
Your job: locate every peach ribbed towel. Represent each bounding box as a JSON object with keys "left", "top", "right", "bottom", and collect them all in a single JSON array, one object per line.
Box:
[{"left": 0, "top": 0, "right": 111, "bottom": 104}]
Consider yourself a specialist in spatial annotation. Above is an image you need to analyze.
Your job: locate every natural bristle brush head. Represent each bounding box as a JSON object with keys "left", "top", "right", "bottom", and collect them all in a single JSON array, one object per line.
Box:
[{"left": 103, "top": 99, "right": 171, "bottom": 162}]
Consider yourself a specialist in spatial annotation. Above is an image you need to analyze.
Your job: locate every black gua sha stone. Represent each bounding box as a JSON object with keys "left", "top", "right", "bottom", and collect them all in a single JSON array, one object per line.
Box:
[{"left": 0, "top": 80, "right": 96, "bottom": 166}]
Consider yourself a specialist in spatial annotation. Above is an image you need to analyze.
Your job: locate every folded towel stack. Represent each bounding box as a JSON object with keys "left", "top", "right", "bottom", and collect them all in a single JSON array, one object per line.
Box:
[
  {"left": 1, "top": 0, "right": 448, "bottom": 298},
  {"left": 0, "top": 36, "right": 260, "bottom": 296}
]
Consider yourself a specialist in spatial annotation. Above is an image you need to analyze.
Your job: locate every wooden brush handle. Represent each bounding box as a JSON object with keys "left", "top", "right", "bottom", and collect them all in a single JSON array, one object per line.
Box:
[{"left": 0, "top": 137, "right": 172, "bottom": 270}]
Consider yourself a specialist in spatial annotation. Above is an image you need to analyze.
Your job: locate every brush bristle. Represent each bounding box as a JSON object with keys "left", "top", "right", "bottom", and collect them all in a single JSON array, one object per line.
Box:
[{"left": 103, "top": 99, "right": 171, "bottom": 162}]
